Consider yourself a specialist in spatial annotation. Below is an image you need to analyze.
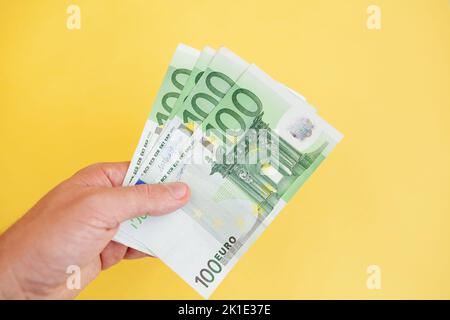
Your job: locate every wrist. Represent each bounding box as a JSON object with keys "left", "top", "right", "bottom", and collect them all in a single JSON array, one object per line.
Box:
[
  {"left": 0, "top": 231, "right": 61, "bottom": 299},
  {"left": 0, "top": 235, "right": 28, "bottom": 299},
  {"left": 0, "top": 229, "right": 81, "bottom": 300}
]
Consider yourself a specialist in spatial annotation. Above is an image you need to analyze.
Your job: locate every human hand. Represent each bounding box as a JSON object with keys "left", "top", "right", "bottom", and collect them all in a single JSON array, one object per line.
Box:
[{"left": 0, "top": 162, "right": 190, "bottom": 299}]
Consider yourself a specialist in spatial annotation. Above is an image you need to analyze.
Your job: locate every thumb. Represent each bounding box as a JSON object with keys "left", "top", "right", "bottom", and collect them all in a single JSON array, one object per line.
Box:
[{"left": 95, "top": 182, "right": 190, "bottom": 223}]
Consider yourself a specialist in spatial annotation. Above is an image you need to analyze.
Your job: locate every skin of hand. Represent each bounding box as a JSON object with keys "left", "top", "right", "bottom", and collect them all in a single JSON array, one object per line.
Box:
[{"left": 0, "top": 162, "right": 190, "bottom": 300}]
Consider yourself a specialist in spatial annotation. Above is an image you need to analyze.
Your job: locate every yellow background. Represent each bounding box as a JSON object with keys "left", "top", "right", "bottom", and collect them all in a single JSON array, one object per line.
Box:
[{"left": 1, "top": 0, "right": 449, "bottom": 299}]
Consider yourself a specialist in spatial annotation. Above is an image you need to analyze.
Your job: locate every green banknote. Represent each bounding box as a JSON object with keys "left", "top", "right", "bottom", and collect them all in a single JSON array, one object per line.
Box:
[
  {"left": 114, "top": 44, "right": 199, "bottom": 254},
  {"left": 127, "top": 46, "right": 216, "bottom": 185},
  {"left": 129, "top": 47, "right": 250, "bottom": 186},
  {"left": 171, "top": 47, "right": 217, "bottom": 124},
  {"left": 122, "top": 44, "right": 200, "bottom": 186},
  {"left": 118, "top": 64, "right": 342, "bottom": 298},
  {"left": 117, "top": 53, "right": 315, "bottom": 255},
  {"left": 116, "top": 47, "right": 250, "bottom": 248},
  {"left": 117, "top": 47, "right": 217, "bottom": 253}
]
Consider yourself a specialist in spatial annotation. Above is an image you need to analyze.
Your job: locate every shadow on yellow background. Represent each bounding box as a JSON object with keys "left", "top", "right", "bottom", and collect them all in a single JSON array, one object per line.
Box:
[{"left": 1, "top": 0, "right": 449, "bottom": 299}]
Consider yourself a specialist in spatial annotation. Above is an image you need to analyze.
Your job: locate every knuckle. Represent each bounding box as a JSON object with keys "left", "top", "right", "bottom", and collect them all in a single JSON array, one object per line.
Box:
[
  {"left": 78, "top": 187, "right": 101, "bottom": 204},
  {"left": 73, "top": 162, "right": 104, "bottom": 177},
  {"left": 84, "top": 162, "right": 107, "bottom": 173}
]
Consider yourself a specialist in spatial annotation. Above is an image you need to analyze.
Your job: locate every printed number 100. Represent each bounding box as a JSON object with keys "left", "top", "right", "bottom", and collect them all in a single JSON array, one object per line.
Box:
[{"left": 194, "top": 259, "right": 223, "bottom": 288}]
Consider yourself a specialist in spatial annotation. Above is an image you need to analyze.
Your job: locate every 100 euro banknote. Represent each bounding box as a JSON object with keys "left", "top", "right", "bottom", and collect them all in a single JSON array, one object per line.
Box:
[
  {"left": 116, "top": 47, "right": 250, "bottom": 247},
  {"left": 116, "top": 46, "right": 316, "bottom": 255},
  {"left": 115, "top": 44, "right": 200, "bottom": 253},
  {"left": 129, "top": 47, "right": 250, "bottom": 187},
  {"left": 115, "top": 46, "right": 220, "bottom": 251},
  {"left": 136, "top": 65, "right": 317, "bottom": 186},
  {"left": 116, "top": 48, "right": 313, "bottom": 251},
  {"left": 122, "top": 44, "right": 200, "bottom": 186},
  {"left": 118, "top": 64, "right": 342, "bottom": 297}
]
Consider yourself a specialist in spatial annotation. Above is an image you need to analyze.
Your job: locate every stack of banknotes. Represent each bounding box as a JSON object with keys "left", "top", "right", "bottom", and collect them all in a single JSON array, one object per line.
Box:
[{"left": 113, "top": 44, "right": 343, "bottom": 298}]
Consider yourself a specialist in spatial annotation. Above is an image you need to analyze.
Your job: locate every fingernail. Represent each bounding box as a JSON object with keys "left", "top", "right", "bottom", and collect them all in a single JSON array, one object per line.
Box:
[{"left": 166, "top": 182, "right": 188, "bottom": 200}]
